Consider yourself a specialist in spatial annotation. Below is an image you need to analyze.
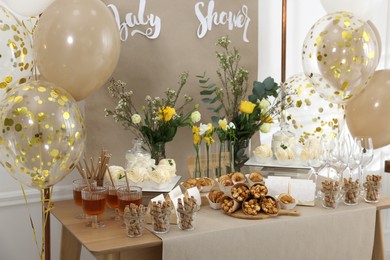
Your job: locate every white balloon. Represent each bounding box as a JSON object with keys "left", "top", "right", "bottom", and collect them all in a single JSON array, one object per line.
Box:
[
  {"left": 320, "top": 0, "right": 373, "bottom": 20},
  {"left": 2, "top": 0, "right": 54, "bottom": 17}
]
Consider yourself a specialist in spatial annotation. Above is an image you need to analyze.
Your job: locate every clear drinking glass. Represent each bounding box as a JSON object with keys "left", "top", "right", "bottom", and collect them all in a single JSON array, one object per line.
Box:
[
  {"left": 117, "top": 186, "right": 142, "bottom": 228},
  {"left": 72, "top": 179, "right": 97, "bottom": 219},
  {"left": 104, "top": 182, "right": 121, "bottom": 221},
  {"left": 356, "top": 136, "right": 374, "bottom": 176},
  {"left": 81, "top": 186, "right": 107, "bottom": 228}
]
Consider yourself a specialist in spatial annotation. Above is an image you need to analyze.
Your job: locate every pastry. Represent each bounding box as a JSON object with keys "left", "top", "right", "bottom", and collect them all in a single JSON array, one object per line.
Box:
[
  {"left": 261, "top": 196, "right": 279, "bottom": 215},
  {"left": 208, "top": 190, "right": 224, "bottom": 203},
  {"left": 219, "top": 174, "right": 233, "bottom": 186},
  {"left": 221, "top": 196, "right": 239, "bottom": 214},
  {"left": 197, "top": 177, "right": 213, "bottom": 187},
  {"left": 249, "top": 172, "right": 263, "bottom": 182},
  {"left": 182, "top": 177, "right": 197, "bottom": 189},
  {"left": 231, "top": 183, "right": 250, "bottom": 202},
  {"left": 230, "top": 172, "right": 245, "bottom": 182},
  {"left": 242, "top": 198, "right": 261, "bottom": 216},
  {"left": 278, "top": 193, "right": 295, "bottom": 204},
  {"left": 250, "top": 183, "right": 268, "bottom": 198}
]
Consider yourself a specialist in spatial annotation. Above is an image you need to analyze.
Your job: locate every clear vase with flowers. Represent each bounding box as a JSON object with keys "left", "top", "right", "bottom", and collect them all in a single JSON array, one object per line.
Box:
[
  {"left": 106, "top": 72, "right": 198, "bottom": 164},
  {"left": 199, "top": 36, "right": 290, "bottom": 171}
]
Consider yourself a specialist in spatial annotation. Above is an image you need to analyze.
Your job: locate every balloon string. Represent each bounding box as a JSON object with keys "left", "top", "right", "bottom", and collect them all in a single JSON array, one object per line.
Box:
[
  {"left": 20, "top": 183, "right": 41, "bottom": 260},
  {"left": 41, "top": 187, "right": 54, "bottom": 260}
]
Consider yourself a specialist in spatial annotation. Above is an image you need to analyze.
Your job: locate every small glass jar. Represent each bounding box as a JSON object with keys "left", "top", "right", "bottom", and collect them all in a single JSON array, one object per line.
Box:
[
  {"left": 123, "top": 205, "right": 146, "bottom": 238},
  {"left": 342, "top": 177, "right": 360, "bottom": 206},
  {"left": 320, "top": 179, "right": 341, "bottom": 209},
  {"left": 363, "top": 173, "right": 382, "bottom": 203},
  {"left": 126, "top": 138, "right": 151, "bottom": 170},
  {"left": 178, "top": 211, "right": 196, "bottom": 231},
  {"left": 124, "top": 215, "right": 145, "bottom": 237},
  {"left": 271, "top": 122, "right": 296, "bottom": 163},
  {"left": 151, "top": 213, "right": 170, "bottom": 234}
]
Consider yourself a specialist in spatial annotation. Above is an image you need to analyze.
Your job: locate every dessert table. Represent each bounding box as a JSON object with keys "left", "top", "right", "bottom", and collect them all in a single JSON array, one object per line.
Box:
[{"left": 52, "top": 197, "right": 390, "bottom": 260}]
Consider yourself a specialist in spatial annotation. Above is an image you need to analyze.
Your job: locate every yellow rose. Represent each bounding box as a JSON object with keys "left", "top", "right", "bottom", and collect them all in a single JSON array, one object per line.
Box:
[
  {"left": 218, "top": 118, "right": 227, "bottom": 131},
  {"left": 239, "top": 100, "right": 256, "bottom": 114},
  {"left": 159, "top": 106, "right": 176, "bottom": 121},
  {"left": 193, "top": 134, "right": 201, "bottom": 144}
]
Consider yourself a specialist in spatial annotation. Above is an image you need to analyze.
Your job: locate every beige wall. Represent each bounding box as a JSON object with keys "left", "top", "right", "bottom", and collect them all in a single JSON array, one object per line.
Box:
[{"left": 85, "top": 0, "right": 258, "bottom": 177}]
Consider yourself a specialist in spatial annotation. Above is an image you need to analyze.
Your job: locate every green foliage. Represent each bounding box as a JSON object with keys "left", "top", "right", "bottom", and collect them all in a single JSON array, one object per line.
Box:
[{"left": 248, "top": 77, "right": 279, "bottom": 104}]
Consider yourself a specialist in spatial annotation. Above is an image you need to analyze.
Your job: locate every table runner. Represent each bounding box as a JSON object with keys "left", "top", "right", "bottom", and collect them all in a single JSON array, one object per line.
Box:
[{"left": 150, "top": 202, "right": 376, "bottom": 260}]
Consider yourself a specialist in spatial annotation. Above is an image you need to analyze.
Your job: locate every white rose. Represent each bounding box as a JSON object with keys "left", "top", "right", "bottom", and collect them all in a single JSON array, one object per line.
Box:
[
  {"left": 149, "top": 165, "right": 171, "bottom": 184},
  {"left": 254, "top": 144, "right": 273, "bottom": 158},
  {"left": 274, "top": 146, "right": 294, "bottom": 160},
  {"left": 128, "top": 166, "right": 149, "bottom": 183},
  {"left": 260, "top": 123, "right": 271, "bottom": 133},
  {"left": 158, "top": 159, "right": 176, "bottom": 177},
  {"left": 259, "top": 99, "right": 270, "bottom": 109},
  {"left": 104, "top": 165, "right": 126, "bottom": 186},
  {"left": 131, "top": 114, "right": 141, "bottom": 124},
  {"left": 190, "top": 111, "right": 201, "bottom": 123}
]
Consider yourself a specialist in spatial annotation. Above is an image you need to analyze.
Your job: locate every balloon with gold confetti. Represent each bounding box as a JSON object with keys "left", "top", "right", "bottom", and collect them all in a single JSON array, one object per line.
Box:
[
  {"left": 302, "top": 12, "right": 380, "bottom": 104},
  {"left": 284, "top": 73, "right": 344, "bottom": 145},
  {"left": 0, "top": 80, "right": 86, "bottom": 189},
  {"left": 0, "top": 5, "right": 34, "bottom": 94}
]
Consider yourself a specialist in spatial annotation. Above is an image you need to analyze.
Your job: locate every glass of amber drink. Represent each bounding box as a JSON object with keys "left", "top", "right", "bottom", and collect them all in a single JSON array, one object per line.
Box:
[
  {"left": 81, "top": 186, "right": 107, "bottom": 228},
  {"left": 117, "top": 186, "right": 142, "bottom": 216},
  {"left": 72, "top": 179, "right": 96, "bottom": 219},
  {"left": 105, "top": 182, "right": 121, "bottom": 221}
]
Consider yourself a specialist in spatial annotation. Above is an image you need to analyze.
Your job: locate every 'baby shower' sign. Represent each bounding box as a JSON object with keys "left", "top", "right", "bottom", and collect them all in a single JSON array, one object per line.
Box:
[{"left": 86, "top": 0, "right": 258, "bottom": 174}]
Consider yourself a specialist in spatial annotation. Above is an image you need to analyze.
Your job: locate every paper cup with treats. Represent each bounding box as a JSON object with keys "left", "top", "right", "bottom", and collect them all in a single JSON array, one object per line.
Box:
[
  {"left": 277, "top": 193, "right": 297, "bottom": 210},
  {"left": 196, "top": 177, "right": 215, "bottom": 193},
  {"left": 217, "top": 174, "right": 234, "bottom": 194},
  {"left": 207, "top": 189, "right": 224, "bottom": 210},
  {"left": 253, "top": 144, "right": 273, "bottom": 164},
  {"left": 245, "top": 172, "right": 265, "bottom": 186},
  {"left": 230, "top": 183, "right": 250, "bottom": 203},
  {"left": 249, "top": 183, "right": 268, "bottom": 199},
  {"left": 260, "top": 195, "right": 280, "bottom": 216},
  {"left": 242, "top": 197, "right": 262, "bottom": 216},
  {"left": 220, "top": 195, "right": 241, "bottom": 214},
  {"left": 181, "top": 177, "right": 214, "bottom": 193},
  {"left": 230, "top": 172, "right": 246, "bottom": 184}
]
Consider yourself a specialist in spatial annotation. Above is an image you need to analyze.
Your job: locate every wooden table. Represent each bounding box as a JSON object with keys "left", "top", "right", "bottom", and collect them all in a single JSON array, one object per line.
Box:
[
  {"left": 52, "top": 197, "right": 390, "bottom": 260},
  {"left": 52, "top": 200, "right": 162, "bottom": 260}
]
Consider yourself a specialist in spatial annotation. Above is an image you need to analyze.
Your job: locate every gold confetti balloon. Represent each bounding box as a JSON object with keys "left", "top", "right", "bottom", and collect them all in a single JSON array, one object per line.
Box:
[
  {"left": 284, "top": 74, "right": 343, "bottom": 145},
  {"left": 0, "top": 6, "right": 34, "bottom": 94},
  {"left": 0, "top": 80, "right": 86, "bottom": 189},
  {"left": 302, "top": 12, "right": 380, "bottom": 104}
]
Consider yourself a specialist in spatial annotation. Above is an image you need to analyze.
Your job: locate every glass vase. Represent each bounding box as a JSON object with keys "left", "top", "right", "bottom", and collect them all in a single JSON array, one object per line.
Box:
[
  {"left": 203, "top": 143, "right": 212, "bottom": 178},
  {"left": 216, "top": 140, "right": 232, "bottom": 178},
  {"left": 193, "top": 144, "right": 201, "bottom": 178},
  {"left": 151, "top": 142, "right": 166, "bottom": 164},
  {"left": 233, "top": 137, "right": 250, "bottom": 172}
]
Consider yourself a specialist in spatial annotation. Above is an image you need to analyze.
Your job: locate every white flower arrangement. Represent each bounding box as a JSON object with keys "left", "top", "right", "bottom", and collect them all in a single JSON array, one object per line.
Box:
[{"left": 254, "top": 144, "right": 273, "bottom": 158}]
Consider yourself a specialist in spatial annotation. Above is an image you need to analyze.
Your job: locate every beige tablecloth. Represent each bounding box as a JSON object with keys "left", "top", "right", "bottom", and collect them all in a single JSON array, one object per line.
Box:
[{"left": 151, "top": 202, "right": 376, "bottom": 260}]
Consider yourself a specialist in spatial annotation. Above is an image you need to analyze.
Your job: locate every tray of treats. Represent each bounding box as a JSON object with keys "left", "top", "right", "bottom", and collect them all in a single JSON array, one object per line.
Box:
[{"left": 215, "top": 173, "right": 300, "bottom": 219}]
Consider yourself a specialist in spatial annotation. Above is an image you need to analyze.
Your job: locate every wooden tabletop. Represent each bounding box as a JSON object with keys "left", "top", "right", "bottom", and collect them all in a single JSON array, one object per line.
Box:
[{"left": 51, "top": 200, "right": 162, "bottom": 257}]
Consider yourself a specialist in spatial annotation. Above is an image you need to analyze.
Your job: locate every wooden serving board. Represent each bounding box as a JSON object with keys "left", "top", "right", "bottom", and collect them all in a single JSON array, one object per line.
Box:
[{"left": 228, "top": 209, "right": 300, "bottom": 220}]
